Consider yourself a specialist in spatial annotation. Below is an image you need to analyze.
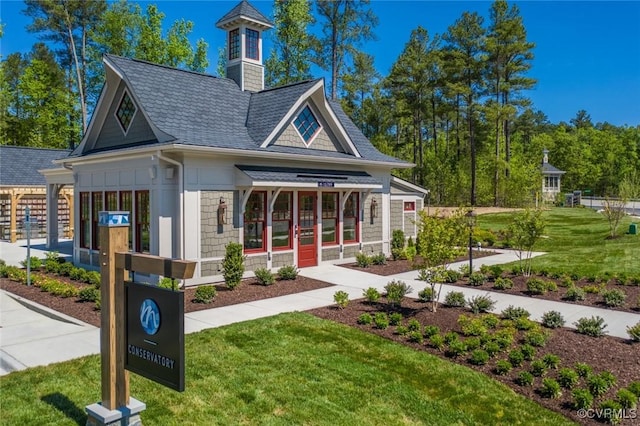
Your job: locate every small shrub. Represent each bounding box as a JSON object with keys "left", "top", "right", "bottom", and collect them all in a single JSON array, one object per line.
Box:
[
  {"left": 193, "top": 285, "right": 217, "bottom": 303},
  {"left": 223, "top": 243, "right": 245, "bottom": 290},
  {"left": 395, "top": 325, "right": 409, "bottom": 336},
  {"left": 588, "top": 372, "right": 616, "bottom": 398},
  {"left": 7, "top": 266, "right": 26, "bottom": 283},
  {"left": 403, "top": 246, "right": 417, "bottom": 262},
  {"left": 559, "top": 275, "right": 574, "bottom": 288},
  {"left": 79, "top": 286, "right": 100, "bottom": 302},
  {"left": 371, "top": 252, "right": 387, "bottom": 265},
  {"left": 357, "top": 313, "right": 373, "bottom": 325},
  {"left": 628, "top": 322, "right": 640, "bottom": 342},
  {"left": 502, "top": 305, "right": 531, "bottom": 320},
  {"left": 526, "top": 277, "right": 547, "bottom": 295},
  {"left": 492, "top": 328, "right": 515, "bottom": 350},
  {"left": 575, "top": 316, "right": 607, "bottom": 337},
  {"left": 355, "top": 252, "right": 372, "bottom": 268},
  {"left": 530, "top": 360, "right": 547, "bottom": 377},
  {"left": 384, "top": 280, "right": 413, "bottom": 307},
  {"left": 514, "top": 317, "right": 537, "bottom": 331},
  {"left": 418, "top": 287, "right": 434, "bottom": 302},
  {"left": 57, "top": 262, "right": 74, "bottom": 276},
  {"left": 508, "top": 349, "right": 525, "bottom": 367},
  {"left": 254, "top": 267, "right": 275, "bottom": 286},
  {"left": 467, "top": 272, "right": 486, "bottom": 287},
  {"left": 564, "top": 285, "right": 586, "bottom": 301},
  {"left": 465, "top": 337, "right": 481, "bottom": 351},
  {"left": 616, "top": 389, "right": 638, "bottom": 409},
  {"left": 277, "top": 265, "right": 298, "bottom": 280},
  {"left": 363, "top": 287, "right": 381, "bottom": 304},
  {"left": 408, "top": 331, "right": 424, "bottom": 344},
  {"left": 540, "top": 378, "right": 562, "bottom": 399},
  {"left": 407, "top": 318, "right": 421, "bottom": 332},
  {"left": 44, "top": 260, "right": 60, "bottom": 274},
  {"left": 389, "top": 312, "right": 403, "bottom": 326},
  {"left": 85, "top": 271, "right": 101, "bottom": 287},
  {"left": 541, "top": 311, "right": 565, "bottom": 329},
  {"left": 469, "top": 349, "right": 489, "bottom": 365},
  {"left": 458, "top": 264, "right": 471, "bottom": 277},
  {"left": 483, "top": 341, "right": 501, "bottom": 357},
  {"left": 493, "top": 277, "right": 513, "bottom": 290},
  {"left": 583, "top": 284, "right": 602, "bottom": 294},
  {"left": 445, "top": 340, "right": 467, "bottom": 358},
  {"left": 542, "top": 354, "right": 561, "bottom": 369},
  {"left": 574, "top": 363, "right": 592, "bottom": 378},
  {"left": 20, "top": 256, "right": 42, "bottom": 270},
  {"left": 598, "top": 400, "right": 623, "bottom": 424},
  {"left": 488, "top": 264, "right": 503, "bottom": 279},
  {"left": 545, "top": 281, "right": 558, "bottom": 292},
  {"left": 467, "top": 294, "right": 495, "bottom": 314},
  {"left": 481, "top": 314, "right": 499, "bottom": 329},
  {"left": 423, "top": 325, "right": 440, "bottom": 338},
  {"left": 444, "top": 291, "right": 465, "bottom": 307},
  {"left": 572, "top": 388, "right": 594, "bottom": 410},
  {"left": 524, "top": 330, "right": 549, "bottom": 347},
  {"left": 601, "top": 288, "right": 626, "bottom": 308},
  {"left": 629, "top": 382, "right": 640, "bottom": 398},
  {"left": 520, "top": 344, "right": 536, "bottom": 361},
  {"left": 429, "top": 334, "right": 445, "bottom": 350},
  {"left": 558, "top": 368, "right": 579, "bottom": 389},
  {"left": 373, "top": 312, "right": 389, "bottom": 329},
  {"left": 443, "top": 269, "right": 462, "bottom": 283},
  {"left": 333, "top": 290, "right": 349, "bottom": 309},
  {"left": 69, "top": 267, "right": 87, "bottom": 282},
  {"left": 443, "top": 331, "right": 459, "bottom": 344},
  {"left": 516, "top": 371, "right": 534, "bottom": 386},
  {"left": 391, "top": 229, "right": 405, "bottom": 260},
  {"left": 494, "top": 360, "right": 512, "bottom": 375}
]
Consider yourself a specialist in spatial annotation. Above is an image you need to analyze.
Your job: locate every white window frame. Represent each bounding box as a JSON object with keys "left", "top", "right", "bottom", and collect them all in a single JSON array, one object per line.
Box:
[{"left": 293, "top": 104, "right": 322, "bottom": 147}]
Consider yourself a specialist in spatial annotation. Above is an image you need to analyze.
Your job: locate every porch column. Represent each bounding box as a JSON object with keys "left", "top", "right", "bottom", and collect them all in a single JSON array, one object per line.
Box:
[{"left": 46, "top": 183, "right": 62, "bottom": 249}]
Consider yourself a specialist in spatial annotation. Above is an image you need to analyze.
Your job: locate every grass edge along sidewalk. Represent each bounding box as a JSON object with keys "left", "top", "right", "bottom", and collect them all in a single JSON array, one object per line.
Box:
[{"left": 0, "top": 312, "right": 573, "bottom": 426}]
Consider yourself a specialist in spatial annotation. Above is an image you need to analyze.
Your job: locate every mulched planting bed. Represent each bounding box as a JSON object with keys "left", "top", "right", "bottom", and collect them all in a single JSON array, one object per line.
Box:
[
  {"left": 309, "top": 298, "right": 640, "bottom": 426},
  {"left": 0, "top": 274, "right": 333, "bottom": 328}
]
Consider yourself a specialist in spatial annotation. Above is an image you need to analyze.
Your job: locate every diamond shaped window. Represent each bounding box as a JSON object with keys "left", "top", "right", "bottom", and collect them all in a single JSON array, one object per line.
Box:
[
  {"left": 116, "top": 92, "right": 136, "bottom": 133},
  {"left": 294, "top": 106, "right": 321, "bottom": 144}
]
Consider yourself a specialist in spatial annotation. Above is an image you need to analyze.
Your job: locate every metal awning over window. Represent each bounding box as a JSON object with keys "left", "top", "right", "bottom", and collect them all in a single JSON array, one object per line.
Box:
[{"left": 235, "top": 165, "right": 382, "bottom": 189}]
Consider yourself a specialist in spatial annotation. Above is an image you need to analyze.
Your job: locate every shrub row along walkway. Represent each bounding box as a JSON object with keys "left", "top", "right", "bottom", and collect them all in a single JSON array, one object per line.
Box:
[{"left": 1, "top": 248, "right": 639, "bottom": 376}]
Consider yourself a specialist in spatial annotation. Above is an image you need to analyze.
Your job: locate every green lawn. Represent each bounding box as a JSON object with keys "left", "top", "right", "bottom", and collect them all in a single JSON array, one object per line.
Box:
[
  {"left": 0, "top": 313, "right": 573, "bottom": 425},
  {"left": 478, "top": 207, "right": 639, "bottom": 276}
]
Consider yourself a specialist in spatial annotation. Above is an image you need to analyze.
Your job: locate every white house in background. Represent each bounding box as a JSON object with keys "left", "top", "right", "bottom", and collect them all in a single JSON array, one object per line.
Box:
[
  {"left": 541, "top": 149, "right": 565, "bottom": 203},
  {"left": 41, "top": 0, "right": 427, "bottom": 285}
]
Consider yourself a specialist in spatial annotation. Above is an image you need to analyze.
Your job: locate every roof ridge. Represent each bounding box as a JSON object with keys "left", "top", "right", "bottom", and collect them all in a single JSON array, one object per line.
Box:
[
  {"left": 104, "top": 54, "right": 220, "bottom": 81},
  {"left": 0, "top": 145, "right": 71, "bottom": 152},
  {"left": 257, "top": 78, "right": 320, "bottom": 94}
]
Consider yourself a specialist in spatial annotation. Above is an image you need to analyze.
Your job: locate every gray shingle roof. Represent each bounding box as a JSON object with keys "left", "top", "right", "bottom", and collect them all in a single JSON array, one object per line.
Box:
[
  {"left": 79, "top": 54, "right": 409, "bottom": 167},
  {"left": 0, "top": 146, "right": 71, "bottom": 186},
  {"left": 542, "top": 163, "right": 565, "bottom": 174},
  {"left": 216, "top": 0, "right": 273, "bottom": 28},
  {"left": 236, "top": 165, "right": 381, "bottom": 186}
]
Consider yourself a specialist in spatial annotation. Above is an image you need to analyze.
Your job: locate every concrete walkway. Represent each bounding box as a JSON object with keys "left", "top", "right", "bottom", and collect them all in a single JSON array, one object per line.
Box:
[{"left": 1, "top": 247, "right": 639, "bottom": 376}]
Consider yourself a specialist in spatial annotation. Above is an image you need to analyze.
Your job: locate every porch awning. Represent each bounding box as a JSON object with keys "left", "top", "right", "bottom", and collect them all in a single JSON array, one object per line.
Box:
[{"left": 235, "top": 165, "right": 382, "bottom": 189}]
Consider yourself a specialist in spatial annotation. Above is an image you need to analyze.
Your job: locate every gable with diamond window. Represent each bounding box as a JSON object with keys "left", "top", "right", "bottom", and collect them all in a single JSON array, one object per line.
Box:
[
  {"left": 294, "top": 106, "right": 321, "bottom": 145},
  {"left": 115, "top": 90, "right": 137, "bottom": 134}
]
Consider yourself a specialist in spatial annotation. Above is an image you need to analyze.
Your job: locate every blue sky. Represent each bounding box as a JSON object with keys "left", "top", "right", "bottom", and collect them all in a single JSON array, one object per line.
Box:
[{"left": 2, "top": 0, "right": 639, "bottom": 126}]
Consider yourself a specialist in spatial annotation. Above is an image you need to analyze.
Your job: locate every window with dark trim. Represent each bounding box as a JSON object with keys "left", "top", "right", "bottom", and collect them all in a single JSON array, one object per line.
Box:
[
  {"left": 245, "top": 28, "right": 259, "bottom": 60},
  {"left": 294, "top": 106, "right": 321, "bottom": 143},
  {"left": 229, "top": 28, "right": 240, "bottom": 60},
  {"left": 116, "top": 92, "right": 136, "bottom": 133},
  {"left": 404, "top": 201, "right": 415, "bottom": 212},
  {"left": 80, "top": 192, "right": 90, "bottom": 249},
  {"left": 322, "top": 193, "right": 338, "bottom": 245},
  {"left": 135, "top": 190, "right": 150, "bottom": 253},
  {"left": 91, "top": 192, "right": 103, "bottom": 250},
  {"left": 272, "top": 192, "right": 292, "bottom": 250},
  {"left": 244, "top": 191, "right": 266, "bottom": 252},
  {"left": 119, "top": 191, "right": 133, "bottom": 250},
  {"left": 343, "top": 192, "right": 359, "bottom": 243}
]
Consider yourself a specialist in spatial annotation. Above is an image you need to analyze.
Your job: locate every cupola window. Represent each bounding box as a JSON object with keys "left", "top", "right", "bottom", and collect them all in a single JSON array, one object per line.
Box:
[{"left": 246, "top": 28, "right": 259, "bottom": 60}]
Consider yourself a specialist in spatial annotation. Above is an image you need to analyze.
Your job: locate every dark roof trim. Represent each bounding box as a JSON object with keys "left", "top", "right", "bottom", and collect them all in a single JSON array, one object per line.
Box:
[{"left": 236, "top": 165, "right": 382, "bottom": 188}]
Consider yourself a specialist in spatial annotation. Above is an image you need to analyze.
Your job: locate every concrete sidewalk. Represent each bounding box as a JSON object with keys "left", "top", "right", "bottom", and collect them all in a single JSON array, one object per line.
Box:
[{"left": 1, "top": 248, "right": 639, "bottom": 376}]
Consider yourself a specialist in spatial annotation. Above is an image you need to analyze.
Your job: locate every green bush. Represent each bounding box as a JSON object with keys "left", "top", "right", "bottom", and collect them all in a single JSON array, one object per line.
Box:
[
  {"left": 464, "top": 337, "right": 481, "bottom": 351},
  {"left": 333, "top": 290, "right": 349, "bottom": 309},
  {"left": 483, "top": 342, "right": 502, "bottom": 358},
  {"left": 542, "top": 354, "right": 561, "bottom": 369},
  {"left": 558, "top": 368, "right": 579, "bottom": 389},
  {"left": 493, "top": 277, "right": 513, "bottom": 290},
  {"left": 545, "top": 281, "right": 558, "bottom": 292},
  {"left": 254, "top": 267, "right": 275, "bottom": 286},
  {"left": 384, "top": 280, "right": 412, "bottom": 307},
  {"left": 526, "top": 277, "right": 547, "bottom": 295},
  {"left": 508, "top": 349, "right": 525, "bottom": 367},
  {"left": 524, "top": 330, "right": 549, "bottom": 347},
  {"left": 559, "top": 275, "right": 574, "bottom": 288},
  {"left": 443, "top": 269, "right": 462, "bottom": 283},
  {"left": 515, "top": 317, "right": 537, "bottom": 331},
  {"left": 20, "top": 256, "right": 42, "bottom": 270},
  {"left": 57, "top": 262, "right": 74, "bottom": 276},
  {"left": 193, "top": 285, "right": 217, "bottom": 303},
  {"left": 572, "top": 388, "right": 594, "bottom": 410},
  {"left": 516, "top": 371, "right": 534, "bottom": 386},
  {"left": 467, "top": 294, "right": 495, "bottom": 314},
  {"left": 395, "top": 325, "right": 409, "bottom": 336},
  {"left": 481, "top": 314, "right": 499, "bottom": 329},
  {"left": 458, "top": 315, "right": 487, "bottom": 337},
  {"left": 458, "top": 264, "right": 471, "bottom": 278},
  {"left": 540, "top": 378, "right": 562, "bottom": 399},
  {"left": 467, "top": 272, "right": 486, "bottom": 287},
  {"left": 628, "top": 321, "right": 640, "bottom": 342},
  {"left": 443, "top": 331, "right": 459, "bottom": 345},
  {"left": 574, "top": 363, "right": 592, "bottom": 379},
  {"left": 598, "top": 400, "right": 623, "bottom": 424},
  {"left": 423, "top": 325, "right": 439, "bottom": 338},
  {"left": 616, "top": 389, "right": 637, "bottom": 409},
  {"left": 541, "top": 311, "right": 565, "bottom": 329},
  {"left": 564, "top": 285, "right": 586, "bottom": 301},
  {"left": 222, "top": 242, "right": 245, "bottom": 290},
  {"left": 494, "top": 360, "right": 512, "bottom": 375},
  {"left": 407, "top": 318, "right": 421, "bottom": 332},
  {"left": 357, "top": 313, "right": 373, "bottom": 325},
  {"left": 444, "top": 291, "right": 465, "bottom": 307},
  {"left": 469, "top": 349, "right": 489, "bottom": 365},
  {"left": 69, "top": 267, "right": 87, "bottom": 282},
  {"left": 391, "top": 229, "right": 405, "bottom": 260},
  {"left": 627, "top": 381, "right": 640, "bottom": 398},
  {"left": 85, "top": 271, "right": 101, "bottom": 288},
  {"left": 373, "top": 312, "right": 389, "bottom": 329},
  {"left": 429, "top": 334, "right": 445, "bottom": 350},
  {"left": 158, "top": 277, "right": 177, "bottom": 290},
  {"left": 575, "top": 316, "right": 607, "bottom": 337},
  {"left": 601, "top": 288, "right": 627, "bottom": 307},
  {"left": 6, "top": 266, "right": 26, "bottom": 283},
  {"left": 418, "top": 287, "right": 433, "bottom": 302},
  {"left": 45, "top": 259, "right": 61, "bottom": 274},
  {"left": 587, "top": 372, "right": 616, "bottom": 398},
  {"left": 389, "top": 312, "right": 403, "bottom": 326},
  {"left": 277, "top": 265, "right": 298, "bottom": 280},
  {"left": 355, "top": 252, "right": 372, "bottom": 268},
  {"left": 501, "top": 305, "right": 531, "bottom": 320},
  {"left": 371, "top": 253, "right": 387, "bottom": 265},
  {"left": 520, "top": 344, "right": 536, "bottom": 361},
  {"left": 492, "top": 328, "right": 515, "bottom": 350},
  {"left": 40, "top": 279, "right": 79, "bottom": 298},
  {"left": 445, "top": 340, "right": 467, "bottom": 358},
  {"left": 530, "top": 360, "right": 547, "bottom": 377},
  {"left": 583, "top": 284, "right": 602, "bottom": 294},
  {"left": 79, "top": 286, "right": 100, "bottom": 302},
  {"left": 408, "top": 331, "right": 424, "bottom": 344},
  {"left": 363, "top": 287, "right": 381, "bottom": 304}
]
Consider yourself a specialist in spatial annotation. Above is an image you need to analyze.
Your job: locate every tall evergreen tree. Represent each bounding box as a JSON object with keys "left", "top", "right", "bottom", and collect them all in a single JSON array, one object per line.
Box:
[
  {"left": 313, "top": 0, "right": 377, "bottom": 100},
  {"left": 265, "top": 0, "right": 314, "bottom": 87},
  {"left": 341, "top": 51, "right": 378, "bottom": 132}
]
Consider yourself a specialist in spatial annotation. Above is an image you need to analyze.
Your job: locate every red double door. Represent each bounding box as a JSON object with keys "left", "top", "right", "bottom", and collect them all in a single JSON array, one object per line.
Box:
[{"left": 297, "top": 192, "right": 317, "bottom": 267}]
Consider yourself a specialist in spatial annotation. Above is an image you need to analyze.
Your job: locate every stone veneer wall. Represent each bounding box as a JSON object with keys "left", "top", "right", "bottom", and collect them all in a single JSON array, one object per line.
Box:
[
  {"left": 321, "top": 246, "right": 340, "bottom": 261},
  {"left": 343, "top": 244, "right": 359, "bottom": 259},
  {"left": 201, "top": 191, "right": 237, "bottom": 259},
  {"left": 361, "top": 242, "right": 382, "bottom": 255},
  {"left": 245, "top": 254, "right": 268, "bottom": 270},
  {"left": 361, "top": 193, "right": 382, "bottom": 242},
  {"left": 272, "top": 251, "right": 294, "bottom": 268}
]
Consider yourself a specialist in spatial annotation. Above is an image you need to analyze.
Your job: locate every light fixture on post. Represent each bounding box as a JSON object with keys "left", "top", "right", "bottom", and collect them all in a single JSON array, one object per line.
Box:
[
  {"left": 465, "top": 209, "right": 476, "bottom": 273},
  {"left": 370, "top": 198, "right": 378, "bottom": 222},
  {"left": 217, "top": 197, "right": 227, "bottom": 226}
]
